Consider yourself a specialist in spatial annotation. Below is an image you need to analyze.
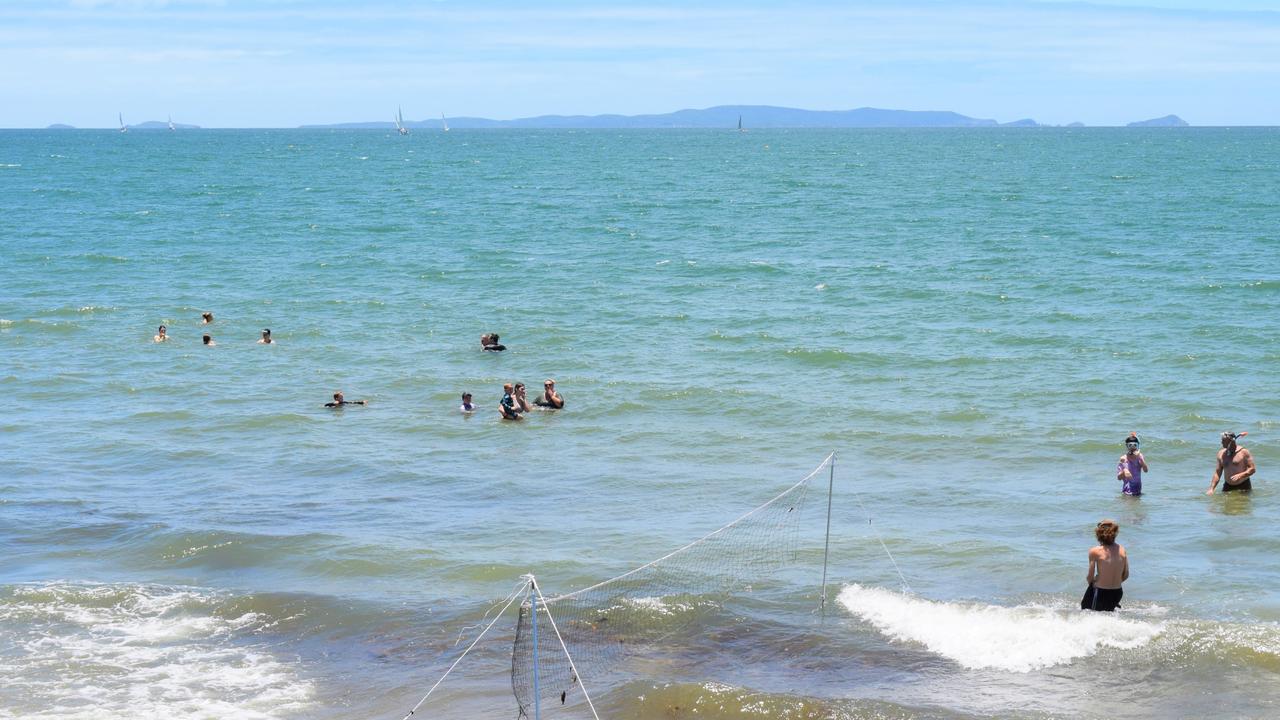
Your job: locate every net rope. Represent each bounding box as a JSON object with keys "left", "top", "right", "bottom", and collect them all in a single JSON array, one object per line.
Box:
[{"left": 510, "top": 453, "right": 833, "bottom": 716}]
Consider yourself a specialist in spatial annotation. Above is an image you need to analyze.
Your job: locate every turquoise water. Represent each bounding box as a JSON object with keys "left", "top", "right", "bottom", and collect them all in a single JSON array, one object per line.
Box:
[{"left": 2, "top": 128, "right": 1279, "bottom": 719}]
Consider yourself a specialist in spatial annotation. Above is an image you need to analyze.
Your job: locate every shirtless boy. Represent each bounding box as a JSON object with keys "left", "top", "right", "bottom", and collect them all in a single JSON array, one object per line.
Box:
[
  {"left": 1207, "top": 431, "right": 1256, "bottom": 494},
  {"left": 1082, "top": 519, "right": 1128, "bottom": 612}
]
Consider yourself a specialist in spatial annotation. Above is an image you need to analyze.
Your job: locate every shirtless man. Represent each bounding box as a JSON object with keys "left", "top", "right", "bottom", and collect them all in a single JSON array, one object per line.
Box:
[
  {"left": 153, "top": 325, "right": 169, "bottom": 342},
  {"left": 258, "top": 328, "right": 273, "bottom": 344},
  {"left": 534, "top": 379, "right": 564, "bottom": 409},
  {"left": 1207, "top": 431, "right": 1256, "bottom": 494},
  {"left": 1082, "top": 519, "right": 1128, "bottom": 612},
  {"left": 325, "top": 390, "right": 367, "bottom": 408}
]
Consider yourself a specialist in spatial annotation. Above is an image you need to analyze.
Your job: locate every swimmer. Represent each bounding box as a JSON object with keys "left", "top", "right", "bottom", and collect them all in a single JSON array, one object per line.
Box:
[
  {"left": 481, "top": 333, "right": 506, "bottom": 352},
  {"left": 1207, "top": 431, "right": 1256, "bottom": 494},
  {"left": 513, "top": 383, "right": 531, "bottom": 413},
  {"left": 460, "top": 392, "right": 477, "bottom": 412},
  {"left": 201, "top": 312, "right": 214, "bottom": 324},
  {"left": 325, "top": 390, "right": 367, "bottom": 408},
  {"left": 533, "top": 379, "right": 565, "bottom": 409},
  {"left": 258, "top": 328, "right": 273, "bottom": 344},
  {"left": 153, "top": 325, "right": 169, "bottom": 342},
  {"left": 1116, "top": 433, "right": 1148, "bottom": 496},
  {"left": 1082, "top": 519, "right": 1127, "bottom": 612},
  {"left": 499, "top": 383, "right": 521, "bottom": 420},
  {"left": 202, "top": 334, "right": 215, "bottom": 346}
]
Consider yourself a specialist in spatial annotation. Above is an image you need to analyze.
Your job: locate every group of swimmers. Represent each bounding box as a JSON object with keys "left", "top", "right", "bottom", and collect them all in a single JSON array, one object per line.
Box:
[
  {"left": 152, "top": 312, "right": 273, "bottom": 346},
  {"left": 318, "top": 333, "right": 566, "bottom": 419},
  {"left": 1084, "top": 430, "right": 1259, "bottom": 612}
]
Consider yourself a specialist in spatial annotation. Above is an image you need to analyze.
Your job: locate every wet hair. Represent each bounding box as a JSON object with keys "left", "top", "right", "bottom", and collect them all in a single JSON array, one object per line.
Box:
[
  {"left": 262, "top": 328, "right": 270, "bottom": 335},
  {"left": 1095, "top": 520, "right": 1119, "bottom": 546},
  {"left": 202, "top": 334, "right": 211, "bottom": 344},
  {"left": 158, "top": 325, "right": 166, "bottom": 332},
  {"left": 1125, "top": 433, "right": 1138, "bottom": 445},
  {"left": 461, "top": 392, "right": 472, "bottom": 399},
  {"left": 202, "top": 312, "right": 213, "bottom": 321},
  {"left": 333, "top": 391, "right": 342, "bottom": 400}
]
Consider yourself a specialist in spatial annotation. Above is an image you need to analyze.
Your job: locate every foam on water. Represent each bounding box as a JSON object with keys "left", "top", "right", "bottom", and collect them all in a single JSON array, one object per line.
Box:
[
  {"left": 0, "top": 583, "right": 314, "bottom": 720},
  {"left": 837, "top": 584, "right": 1164, "bottom": 672}
]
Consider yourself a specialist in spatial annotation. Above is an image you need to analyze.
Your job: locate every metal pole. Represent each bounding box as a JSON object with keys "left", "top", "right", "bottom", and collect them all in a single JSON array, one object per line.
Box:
[
  {"left": 530, "top": 579, "right": 542, "bottom": 720},
  {"left": 820, "top": 452, "right": 835, "bottom": 611}
]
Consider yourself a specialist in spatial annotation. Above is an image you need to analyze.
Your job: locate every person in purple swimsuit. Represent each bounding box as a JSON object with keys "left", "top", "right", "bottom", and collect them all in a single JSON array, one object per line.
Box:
[{"left": 1116, "top": 433, "right": 1149, "bottom": 496}]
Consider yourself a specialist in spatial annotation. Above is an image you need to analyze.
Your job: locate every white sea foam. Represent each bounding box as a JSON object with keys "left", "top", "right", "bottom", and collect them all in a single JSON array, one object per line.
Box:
[
  {"left": 838, "top": 584, "right": 1163, "bottom": 672},
  {"left": 0, "top": 583, "right": 314, "bottom": 720}
]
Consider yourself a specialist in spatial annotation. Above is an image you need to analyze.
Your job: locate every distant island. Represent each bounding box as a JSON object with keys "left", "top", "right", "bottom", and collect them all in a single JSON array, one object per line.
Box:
[
  {"left": 300, "top": 105, "right": 1190, "bottom": 130},
  {"left": 46, "top": 121, "right": 201, "bottom": 130},
  {"left": 1126, "top": 115, "right": 1188, "bottom": 127}
]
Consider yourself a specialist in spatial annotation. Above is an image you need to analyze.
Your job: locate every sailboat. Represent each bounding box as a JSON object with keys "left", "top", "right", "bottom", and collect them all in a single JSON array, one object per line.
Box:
[
  {"left": 737, "top": 115, "right": 747, "bottom": 133},
  {"left": 168, "top": 115, "right": 175, "bottom": 132},
  {"left": 441, "top": 112, "right": 449, "bottom": 132},
  {"left": 119, "top": 113, "right": 128, "bottom": 133},
  {"left": 396, "top": 106, "right": 409, "bottom": 135}
]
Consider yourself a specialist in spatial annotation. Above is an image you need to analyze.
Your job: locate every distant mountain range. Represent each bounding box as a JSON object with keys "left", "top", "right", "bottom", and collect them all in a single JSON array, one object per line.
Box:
[
  {"left": 300, "top": 106, "right": 1189, "bottom": 130},
  {"left": 46, "top": 120, "right": 201, "bottom": 129},
  {"left": 44, "top": 108, "right": 1190, "bottom": 130}
]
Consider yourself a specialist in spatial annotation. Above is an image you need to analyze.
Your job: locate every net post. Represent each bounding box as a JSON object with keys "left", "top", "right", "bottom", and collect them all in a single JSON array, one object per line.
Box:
[
  {"left": 820, "top": 451, "right": 835, "bottom": 613},
  {"left": 528, "top": 575, "right": 542, "bottom": 720}
]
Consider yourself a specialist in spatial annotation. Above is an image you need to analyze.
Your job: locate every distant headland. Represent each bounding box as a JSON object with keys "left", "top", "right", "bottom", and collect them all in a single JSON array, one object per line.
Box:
[
  {"left": 300, "top": 106, "right": 1190, "bottom": 130},
  {"left": 43, "top": 108, "right": 1190, "bottom": 130}
]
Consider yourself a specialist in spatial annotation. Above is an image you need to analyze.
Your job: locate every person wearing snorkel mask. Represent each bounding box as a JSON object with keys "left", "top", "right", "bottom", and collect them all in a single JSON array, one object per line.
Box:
[
  {"left": 1116, "top": 434, "right": 1149, "bottom": 496},
  {"left": 1207, "top": 431, "right": 1256, "bottom": 494}
]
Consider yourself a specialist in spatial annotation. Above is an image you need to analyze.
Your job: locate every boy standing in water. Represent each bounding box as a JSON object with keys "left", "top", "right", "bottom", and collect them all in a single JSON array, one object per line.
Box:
[
  {"left": 1082, "top": 520, "right": 1128, "bottom": 612},
  {"left": 1116, "top": 433, "right": 1148, "bottom": 496}
]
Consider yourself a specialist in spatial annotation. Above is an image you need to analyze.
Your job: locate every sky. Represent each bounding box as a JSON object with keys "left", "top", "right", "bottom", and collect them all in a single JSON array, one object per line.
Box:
[{"left": 2, "top": 0, "right": 1279, "bottom": 128}]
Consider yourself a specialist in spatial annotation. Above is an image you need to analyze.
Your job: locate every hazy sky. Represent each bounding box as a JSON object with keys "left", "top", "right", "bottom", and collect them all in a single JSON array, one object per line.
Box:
[{"left": 3, "top": 0, "right": 1279, "bottom": 127}]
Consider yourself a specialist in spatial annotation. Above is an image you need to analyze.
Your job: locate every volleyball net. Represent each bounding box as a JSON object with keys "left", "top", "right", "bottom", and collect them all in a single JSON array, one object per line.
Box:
[{"left": 402, "top": 453, "right": 836, "bottom": 719}]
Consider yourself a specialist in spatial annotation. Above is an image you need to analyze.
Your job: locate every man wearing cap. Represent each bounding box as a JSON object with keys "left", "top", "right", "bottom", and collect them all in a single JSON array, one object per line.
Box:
[
  {"left": 1116, "top": 434, "right": 1148, "bottom": 496},
  {"left": 1207, "top": 432, "right": 1256, "bottom": 494}
]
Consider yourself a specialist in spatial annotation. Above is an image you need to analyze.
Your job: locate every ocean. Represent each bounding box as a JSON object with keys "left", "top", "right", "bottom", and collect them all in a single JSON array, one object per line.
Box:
[{"left": 1, "top": 127, "right": 1278, "bottom": 719}]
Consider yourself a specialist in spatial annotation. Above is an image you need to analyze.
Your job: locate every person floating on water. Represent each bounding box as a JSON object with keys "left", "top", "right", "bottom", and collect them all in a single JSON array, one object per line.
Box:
[
  {"left": 499, "top": 383, "right": 521, "bottom": 420},
  {"left": 533, "top": 378, "right": 564, "bottom": 409},
  {"left": 201, "top": 312, "right": 214, "bottom": 324},
  {"left": 153, "top": 325, "right": 169, "bottom": 342},
  {"left": 325, "top": 390, "right": 367, "bottom": 408},
  {"left": 481, "top": 333, "right": 505, "bottom": 352},
  {"left": 1207, "top": 431, "right": 1256, "bottom": 494},
  {"left": 202, "top": 334, "right": 215, "bottom": 346},
  {"left": 258, "top": 328, "right": 273, "bottom": 344},
  {"left": 460, "top": 392, "right": 477, "bottom": 412},
  {"left": 1116, "top": 433, "right": 1148, "bottom": 496},
  {"left": 1082, "top": 519, "right": 1128, "bottom": 612}
]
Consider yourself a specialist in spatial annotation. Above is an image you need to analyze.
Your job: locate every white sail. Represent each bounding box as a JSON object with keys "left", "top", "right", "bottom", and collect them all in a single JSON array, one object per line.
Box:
[
  {"left": 168, "top": 115, "right": 175, "bottom": 131},
  {"left": 396, "top": 106, "right": 409, "bottom": 135},
  {"left": 119, "top": 113, "right": 127, "bottom": 133},
  {"left": 738, "top": 114, "right": 746, "bottom": 133},
  {"left": 441, "top": 112, "right": 449, "bottom": 132}
]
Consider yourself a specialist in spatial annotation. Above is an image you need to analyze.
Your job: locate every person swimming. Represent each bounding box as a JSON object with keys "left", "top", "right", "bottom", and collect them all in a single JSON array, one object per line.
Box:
[
  {"left": 202, "top": 334, "right": 215, "bottom": 346},
  {"left": 153, "top": 325, "right": 169, "bottom": 342},
  {"left": 325, "top": 390, "right": 367, "bottom": 408},
  {"left": 201, "top": 312, "right": 214, "bottom": 324},
  {"left": 481, "top": 333, "right": 506, "bottom": 352},
  {"left": 460, "top": 392, "right": 477, "bottom": 412},
  {"left": 258, "top": 328, "right": 273, "bottom": 344},
  {"left": 533, "top": 379, "right": 565, "bottom": 409}
]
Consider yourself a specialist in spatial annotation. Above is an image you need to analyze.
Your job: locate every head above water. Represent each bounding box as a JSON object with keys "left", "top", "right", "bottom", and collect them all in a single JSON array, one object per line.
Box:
[
  {"left": 1095, "top": 519, "right": 1119, "bottom": 546},
  {"left": 158, "top": 325, "right": 166, "bottom": 333},
  {"left": 333, "top": 391, "right": 343, "bottom": 401},
  {"left": 462, "top": 392, "right": 472, "bottom": 400},
  {"left": 544, "top": 379, "right": 555, "bottom": 388},
  {"left": 262, "top": 328, "right": 270, "bottom": 337},
  {"left": 202, "top": 334, "right": 211, "bottom": 344},
  {"left": 202, "top": 312, "right": 213, "bottom": 323},
  {"left": 503, "top": 383, "right": 513, "bottom": 393},
  {"left": 1125, "top": 433, "right": 1139, "bottom": 451},
  {"left": 1222, "top": 431, "right": 1246, "bottom": 448}
]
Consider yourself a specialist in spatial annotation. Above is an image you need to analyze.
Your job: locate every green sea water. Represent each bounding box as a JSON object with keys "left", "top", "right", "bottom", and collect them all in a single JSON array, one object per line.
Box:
[{"left": 1, "top": 128, "right": 1278, "bottom": 719}]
